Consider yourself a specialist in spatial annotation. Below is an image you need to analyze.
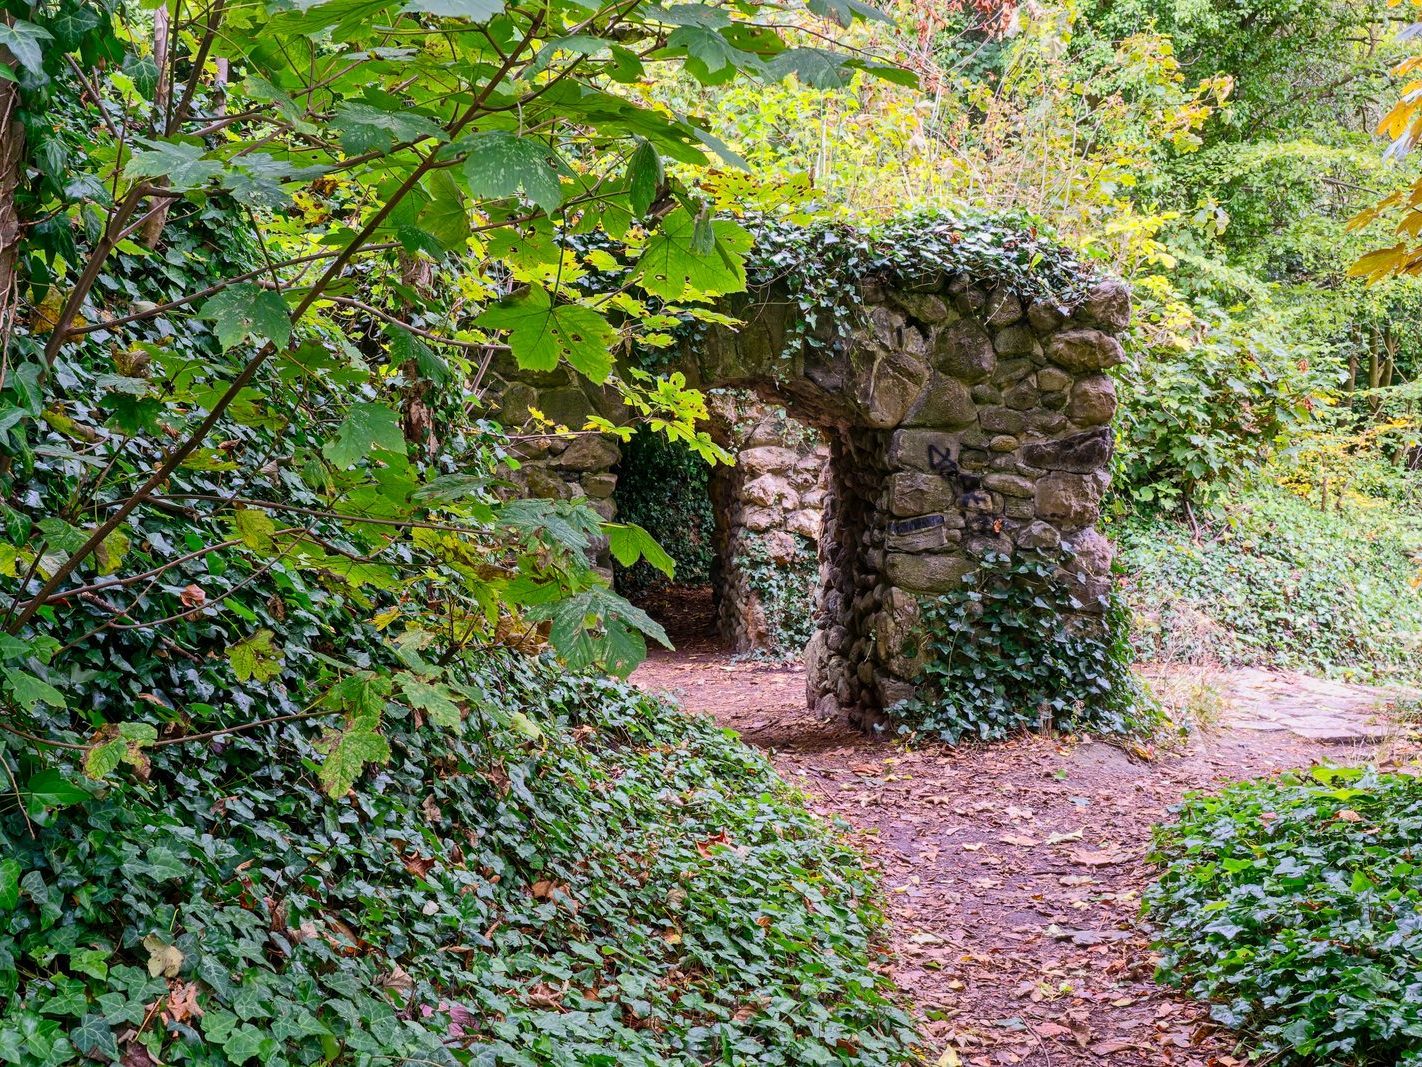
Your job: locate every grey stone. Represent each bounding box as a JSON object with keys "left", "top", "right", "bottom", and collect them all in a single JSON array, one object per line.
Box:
[
  {"left": 889, "top": 290, "right": 954, "bottom": 325},
  {"left": 1064, "top": 527, "right": 1113, "bottom": 577},
  {"left": 1041, "top": 390, "right": 1068, "bottom": 412},
  {"left": 588, "top": 497, "right": 616, "bottom": 520},
  {"left": 992, "top": 358, "right": 1034, "bottom": 385},
  {"left": 985, "top": 288, "right": 1024, "bottom": 327},
  {"left": 862, "top": 347, "right": 930, "bottom": 428},
  {"left": 1017, "top": 520, "right": 1061, "bottom": 550},
  {"left": 1067, "top": 374, "right": 1117, "bottom": 426},
  {"left": 739, "top": 445, "right": 799, "bottom": 473},
  {"left": 1079, "top": 278, "right": 1131, "bottom": 333},
  {"left": 536, "top": 386, "right": 598, "bottom": 429},
  {"left": 1036, "top": 470, "right": 1108, "bottom": 527},
  {"left": 1037, "top": 366, "right": 1073, "bottom": 392},
  {"left": 993, "top": 325, "right": 1037, "bottom": 356},
  {"left": 953, "top": 285, "right": 988, "bottom": 316},
  {"left": 904, "top": 374, "right": 976, "bottom": 428},
  {"left": 886, "top": 551, "right": 976, "bottom": 594},
  {"left": 1003, "top": 380, "right": 1041, "bottom": 411},
  {"left": 743, "top": 473, "right": 796, "bottom": 508},
  {"left": 553, "top": 434, "right": 620, "bottom": 471},
  {"left": 875, "top": 676, "right": 917, "bottom": 709},
  {"left": 1004, "top": 497, "right": 1036, "bottom": 520},
  {"left": 581, "top": 473, "right": 617, "bottom": 499},
  {"left": 888, "top": 429, "right": 957, "bottom": 472},
  {"left": 989, "top": 434, "right": 1019, "bottom": 453},
  {"left": 886, "top": 522, "right": 948, "bottom": 552},
  {"left": 1022, "top": 427, "right": 1112, "bottom": 473},
  {"left": 980, "top": 407, "right": 1025, "bottom": 435},
  {"left": 1047, "top": 328, "right": 1126, "bottom": 372},
  {"left": 888, "top": 472, "right": 956, "bottom": 517},
  {"left": 934, "top": 319, "right": 996, "bottom": 383},
  {"left": 1028, "top": 300, "right": 1065, "bottom": 333},
  {"left": 983, "top": 473, "right": 1036, "bottom": 498},
  {"left": 971, "top": 383, "right": 1002, "bottom": 405}
]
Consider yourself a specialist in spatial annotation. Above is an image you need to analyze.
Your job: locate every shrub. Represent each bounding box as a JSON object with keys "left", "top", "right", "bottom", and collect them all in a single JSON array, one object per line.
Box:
[
  {"left": 612, "top": 427, "right": 717, "bottom": 597},
  {"left": 1116, "top": 485, "right": 1422, "bottom": 682},
  {"left": 893, "top": 550, "right": 1157, "bottom": 742},
  {"left": 1146, "top": 766, "right": 1422, "bottom": 1066},
  {"left": 0, "top": 656, "right": 917, "bottom": 1066},
  {"left": 739, "top": 532, "right": 819, "bottom": 660}
]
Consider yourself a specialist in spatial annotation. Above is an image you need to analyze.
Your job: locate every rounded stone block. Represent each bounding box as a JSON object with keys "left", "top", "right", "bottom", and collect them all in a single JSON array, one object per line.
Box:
[
  {"left": 1046, "top": 328, "right": 1126, "bottom": 372},
  {"left": 1067, "top": 374, "right": 1117, "bottom": 426},
  {"left": 1035, "top": 470, "right": 1108, "bottom": 527},
  {"left": 934, "top": 319, "right": 996, "bottom": 383},
  {"left": 1078, "top": 278, "right": 1131, "bottom": 333},
  {"left": 885, "top": 551, "right": 975, "bottom": 594}
]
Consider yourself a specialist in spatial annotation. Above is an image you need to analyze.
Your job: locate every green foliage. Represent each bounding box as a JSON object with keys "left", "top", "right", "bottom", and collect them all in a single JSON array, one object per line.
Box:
[
  {"left": 1114, "top": 299, "right": 1332, "bottom": 508},
  {"left": 739, "top": 532, "right": 819, "bottom": 659},
  {"left": 0, "top": 656, "right": 918, "bottom": 1066},
  {"left": 613, "top": 426, "right": 717, "bottom": 595},
  {"left": 1116, "top": 485, "right": 1422, "bottom": 683},
  {"left": 745, "top": 210, "right": 1094, "bottom": 365},
  {"left": 1146, "top": 765, "right": 1422, "bottom": 1066},
  {"left": 895, "top": 550, "right": 1157, "bottom": 743}
]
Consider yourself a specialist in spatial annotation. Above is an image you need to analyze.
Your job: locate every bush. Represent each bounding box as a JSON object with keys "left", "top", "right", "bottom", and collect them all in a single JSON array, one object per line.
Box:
[
  {"left": 1146, "top": 766, "right": 1422, "bottom": 1066},
  {"left": 0, "top": 656, "right": 916, "bottom": 1066},
  {"left": 1116, "top": 485, "right": 1422, "bottom": 682},
  {"left": 893, "top": 550, "right": 1157, "bottom": 742}
]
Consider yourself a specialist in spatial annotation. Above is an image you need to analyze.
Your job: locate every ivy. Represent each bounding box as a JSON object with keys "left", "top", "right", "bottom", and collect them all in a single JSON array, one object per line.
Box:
[
  {"left": 1147, "top": 766, "right": 1422, "bottom": 1066},
  {"left": 895, "top": 550, "right": 1157, "bottom": 742}
]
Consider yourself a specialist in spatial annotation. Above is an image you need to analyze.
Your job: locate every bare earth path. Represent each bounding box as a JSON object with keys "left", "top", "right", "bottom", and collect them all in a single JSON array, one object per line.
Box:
[{"left": 632, "top": 638, "right": 1418, "bottom": 1067}]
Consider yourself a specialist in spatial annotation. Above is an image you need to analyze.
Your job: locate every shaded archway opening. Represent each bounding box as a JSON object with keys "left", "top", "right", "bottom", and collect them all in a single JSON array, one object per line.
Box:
[{"left": 612, "top": 390, "right": 831, "bottom": 658}]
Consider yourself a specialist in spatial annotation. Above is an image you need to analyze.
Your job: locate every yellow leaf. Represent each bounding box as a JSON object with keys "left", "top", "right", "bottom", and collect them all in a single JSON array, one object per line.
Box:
[{"left": 937, "top": 1047, "right": 962, "bottom": 1066}]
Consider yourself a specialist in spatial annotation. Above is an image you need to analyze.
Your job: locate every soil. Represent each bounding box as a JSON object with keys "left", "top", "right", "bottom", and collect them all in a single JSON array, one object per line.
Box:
[{"left": 630, "top": 597, "right": 1419, "bottom": 1067}]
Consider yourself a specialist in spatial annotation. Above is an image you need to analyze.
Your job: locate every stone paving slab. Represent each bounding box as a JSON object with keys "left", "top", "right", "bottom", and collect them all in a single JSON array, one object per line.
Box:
[{"left": 1214, "top": 667, "right": 1414, "bottom": 744}]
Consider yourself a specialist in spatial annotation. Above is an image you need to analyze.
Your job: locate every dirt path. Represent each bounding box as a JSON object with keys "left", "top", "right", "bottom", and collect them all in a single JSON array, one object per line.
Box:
[{"left": 633, "top": 641, "right": 1417, "bottom": 1066}]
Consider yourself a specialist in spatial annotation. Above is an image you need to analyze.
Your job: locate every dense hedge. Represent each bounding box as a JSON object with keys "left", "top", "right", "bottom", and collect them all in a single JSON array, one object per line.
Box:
[
  {"left": 612, "top": 427, "right": 716, "bottom": 597},
  {"left": 1, "top": 656, "right": 916, "bottom": 1065},
  {"left": 1147, "top": 767, "right": 1422, "bottom": 1066},
  {"left": 1116, "top": 486, "right": 1422, "bottom": 683}
]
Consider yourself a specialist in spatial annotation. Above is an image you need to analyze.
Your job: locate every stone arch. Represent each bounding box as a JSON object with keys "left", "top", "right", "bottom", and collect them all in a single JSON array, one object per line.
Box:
[{"left": 492, "top": 259, "right": 1130, "bottom": 732}]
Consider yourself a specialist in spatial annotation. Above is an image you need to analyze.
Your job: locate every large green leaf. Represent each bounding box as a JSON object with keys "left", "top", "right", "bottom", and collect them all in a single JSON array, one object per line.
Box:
[
  {"left": 227, "top": 629, "right": 284, "bottom": 682},
  {"left": 331, "top": 102, "right": 441, "bottom": 155},
  {"left": 199, "top": 284, "right": 292, "bottom": 351},
  {"left": 403, "top": 0, "right": 502, "bottom": 19},
  {"left": 632, "top": 210, "right": 753, "bottom": 301},
  {"left": 126, "top": 139, "right": 223, "bottom": 191},
  {"left": 461, "top": 131, "right": 564, "bottom": 213},
  {"left": 626, "top": 138, "right": 662, "bottom": 218},
  {"left": 475, "top": 287, "right": 618, "bottom": 381},
  {"left": 323, "top": 402, "right": 407, "bottom": 467},
  {"left": 604, "top": 522, "right": 675, "bottom": 577},
  {"left": 530, "top": 586, "right": 671, "bottom": 678},
  {"left": 4, "top": 668, "right": 64, "bottom": 711}
]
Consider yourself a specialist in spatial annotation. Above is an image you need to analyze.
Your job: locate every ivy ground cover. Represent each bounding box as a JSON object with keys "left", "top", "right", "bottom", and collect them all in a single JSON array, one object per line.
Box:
[
  {"left": 1146, "top": 766, "right": 1422, "bottom": 1066},
  {"left": 0, "top": 656, "right": 916, "bottom": 1066}
]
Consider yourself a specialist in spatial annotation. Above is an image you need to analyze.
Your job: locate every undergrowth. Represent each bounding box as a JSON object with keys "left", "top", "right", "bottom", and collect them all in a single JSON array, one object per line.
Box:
[
  {"left": 0, "top": 656, "right": 917, "bottom": 1066},
  {"left": 1147, "top": 766, "right": 1422, "bottom": 1066},
  {"left": 1116, "top": 485, "right": 1422, "bottom": 683}
]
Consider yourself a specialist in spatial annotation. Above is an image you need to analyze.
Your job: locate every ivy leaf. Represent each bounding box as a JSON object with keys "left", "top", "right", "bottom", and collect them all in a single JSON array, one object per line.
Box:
[
  {"left": 67, "top": 1015, "right": 117, "bottom": 1061},
  {"left": 199, "top": 284, "right": 292, "bottom": 351},
  {"left": 403, "top": 0, "right": 503, "bottom": 19},
  {"left": 223, "top": 1024, "right": 270, "bottom": 1064},
  {"left": 626, "top": 139, "right": 662, "bottom": 218},
  {"left": 0, "top": 20, "right": 52, "bottom": 74},
  {"left": 323, "top": 402, "right": 407, "bottom": 467},
  {"left": 318, "top": 721, "right": 391, "bottom": 797},
  {"left": 94, "top": 526, "right": 130, "bottom": 576},
  {"left": 126, "top": 139, "right": 223, "bottom": 191},
  {"left": 604, "top": 522, "right": 676, "bottom": 578},
  {"left": 475, "top": 287, "right": 618, "bottom": 382},
  {"left": 231, "top": 508, "right": 277, "bottom": 553},
  {"left": 227, "top": 629, "right": 283, "bottom": 682},
  {"left": 632, "top": 209, "right": 753, "bottom": 301},
  {"left": 461, "top": 131, "right": 564, "bottom": 213},
  {"left": 397, "top": 673, "right": 462, "bottom": 728},
  {"left": 4, "top": 668, "right": 65, "bottom": 710},
  {"left": 0, "top": 858, "right": 19, "bottom": 911}
]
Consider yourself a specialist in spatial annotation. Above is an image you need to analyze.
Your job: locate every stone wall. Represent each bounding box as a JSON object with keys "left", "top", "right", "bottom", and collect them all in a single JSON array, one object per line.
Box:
[
  {"left": 705, "top": 391, "right": 827, "bottom": 654},
  {"left": 489, "top": 261, "right": 1129, "bottom": 733}
]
